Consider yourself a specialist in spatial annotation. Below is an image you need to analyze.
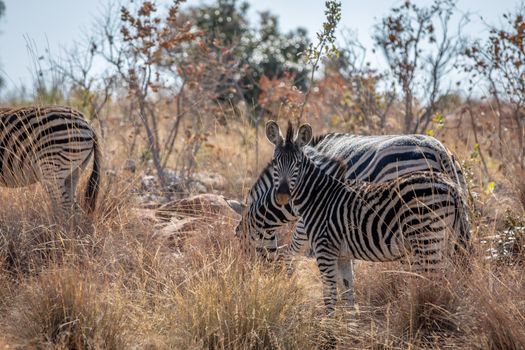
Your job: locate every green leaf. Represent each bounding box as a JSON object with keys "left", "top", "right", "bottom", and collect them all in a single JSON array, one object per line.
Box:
[{"left": 432, "top": 112, "right": 445, "bottom": 128}]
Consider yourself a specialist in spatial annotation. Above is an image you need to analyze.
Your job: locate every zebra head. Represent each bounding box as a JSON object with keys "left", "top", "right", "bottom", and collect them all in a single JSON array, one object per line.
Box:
[
  {"left": 231, "top": 200, "right": 263, "bottom": 250},
  {"left": 265, "top": 120, "right": 312, "bottom": 206},
  {"left": 233, "top": 205, "right": 280, "bottom": 258},
  {"left": 233, "top": 203, "right": 268, "bottom": 241},
  {"left": 230, "top": 201, "right": 257, "bottom": 256}
]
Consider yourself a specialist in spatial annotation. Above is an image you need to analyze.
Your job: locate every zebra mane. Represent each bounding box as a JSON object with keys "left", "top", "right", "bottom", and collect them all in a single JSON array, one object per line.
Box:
[
  {"left": 283, "top": 122, "right": 334, "bottom": 148},
  {"left": 285, "top": 120, "right": 294, "bottom": 145},
  {"left": 309, "top": 133, "right": 337, "bottom": 147},
  {"left": 283, "top": 122, "right": 342, "bottom": 148},
  {"left": 306, "top": 148, "right": 347, "bottom": 181}
]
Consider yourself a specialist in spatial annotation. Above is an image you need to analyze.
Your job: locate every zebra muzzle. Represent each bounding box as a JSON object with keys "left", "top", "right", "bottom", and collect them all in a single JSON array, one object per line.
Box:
[
  {"left": 275, "top": 193, "right": 290, "bottom": 206},
  {"left": 275, "top": 182, "right": 291, "bottom": 206}
]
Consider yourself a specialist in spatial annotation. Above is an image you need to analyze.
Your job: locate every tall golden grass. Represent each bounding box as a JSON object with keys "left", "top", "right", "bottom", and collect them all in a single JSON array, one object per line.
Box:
[
  {"left": 0, "top": 112, "right": 523, "bottom": 349},
  {"left": 0, "top": 172, "right": 523, "bottom": 349}
]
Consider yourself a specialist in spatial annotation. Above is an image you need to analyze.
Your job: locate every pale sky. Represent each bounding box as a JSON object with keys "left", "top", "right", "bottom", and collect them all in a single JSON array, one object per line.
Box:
[{"left": 0, "top": 0, "right": 521, "bottom": 96}]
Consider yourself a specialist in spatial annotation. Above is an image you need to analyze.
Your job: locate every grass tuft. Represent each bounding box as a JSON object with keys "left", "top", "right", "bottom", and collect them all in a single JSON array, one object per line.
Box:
[{"left": 3, "top": 269, "right": 127, "bottom": 349}]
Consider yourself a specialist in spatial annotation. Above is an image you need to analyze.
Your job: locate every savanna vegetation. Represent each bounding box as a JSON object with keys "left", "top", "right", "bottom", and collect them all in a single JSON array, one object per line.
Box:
[{"left": 0, "top": 0, "right": 524, "bottom": 348}]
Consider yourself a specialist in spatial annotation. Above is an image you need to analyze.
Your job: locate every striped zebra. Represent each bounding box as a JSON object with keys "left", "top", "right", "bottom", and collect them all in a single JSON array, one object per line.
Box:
[
  {"left": 265, "top": 121, "right": 469, "bottom": 315},
  {"left": 0, "top": 106, "right": 101, "bottom": 214},
  {"left": 233, "top": 127, "right": 469, "bottom": 260}
]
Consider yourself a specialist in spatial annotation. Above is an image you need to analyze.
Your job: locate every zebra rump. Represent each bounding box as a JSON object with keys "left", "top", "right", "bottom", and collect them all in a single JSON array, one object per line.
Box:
[{"left": 0, "top": 106, "right": 101, "bottom": 213}]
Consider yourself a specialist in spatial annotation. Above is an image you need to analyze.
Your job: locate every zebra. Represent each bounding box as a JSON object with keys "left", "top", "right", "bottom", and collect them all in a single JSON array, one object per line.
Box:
[
  {"left": 232, "top": 125, "right": 469, "bottom": 296},
  {"left": 0, "top": 106, "right": 101, "bottom": 214},
  {"left": 264, "top": 120, "right": 469, "bottom": 315},
  {"left": 235, "top": 133, "right": 467, "bottom": 248}
]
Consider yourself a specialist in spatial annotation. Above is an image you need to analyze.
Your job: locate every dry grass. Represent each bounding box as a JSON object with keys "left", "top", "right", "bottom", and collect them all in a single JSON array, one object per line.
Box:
[
  {"left": 1, "top": 181, "right": 523, "bottom": 350},
  {"left": 0, "top": 173, "right": 324, "bottom": 349},
  {"left": 3, "top": 269, "right": 127, "bottom": 349},
  {"left": 0, "top": 117, "right": 524, "bottom": 349}
]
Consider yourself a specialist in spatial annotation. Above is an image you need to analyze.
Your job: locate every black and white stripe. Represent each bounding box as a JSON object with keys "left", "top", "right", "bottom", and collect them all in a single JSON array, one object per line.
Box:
[
  {"left": 0, "top": 106, "right": 101, "bottom": 213},
  {"left": 234, "top": 129, "right": 468, "bottom": 258},
  {"left": 265, "top": 121, "right": 469, "bottom": 315}
]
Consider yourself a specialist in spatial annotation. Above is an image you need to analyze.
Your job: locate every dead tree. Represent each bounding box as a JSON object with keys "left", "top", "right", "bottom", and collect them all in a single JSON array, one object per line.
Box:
[
  {"left": 464, "top": 6, "right": 525, "bottom": 170},
  {"left": 374, "top": 0, "right": 466, "bottom": 133}
]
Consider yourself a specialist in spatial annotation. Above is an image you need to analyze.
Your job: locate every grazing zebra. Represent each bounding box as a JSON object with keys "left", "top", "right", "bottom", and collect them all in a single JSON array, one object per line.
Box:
[
  {"left": 233, "top": 125, "right": 469, "bottom": 305},
  {"left": 0, "top": 106, "right": 101, "bottom": 214},
  {"left": 233, "top": 127, "right": 469, "bottom": 262},
  {"left": 264, "top": 120, "right": 469, "bottom": 315}
]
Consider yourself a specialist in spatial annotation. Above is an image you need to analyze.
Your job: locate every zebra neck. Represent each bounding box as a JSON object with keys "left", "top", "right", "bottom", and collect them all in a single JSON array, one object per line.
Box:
[{"left": 291, "top": 157, "right": 351, "bottom": 215}]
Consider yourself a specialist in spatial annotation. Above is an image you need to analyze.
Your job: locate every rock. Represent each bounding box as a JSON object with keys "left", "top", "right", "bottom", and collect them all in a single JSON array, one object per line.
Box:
[
  {"left": 162, "top": 217, "right": 199, "bottom": 232},
  {"left": 193, "top": 172, "right": 227, "bottom": 191},
  {"left": 123, "top": 159, "right": 137, "bottom": 173},
  {"left": 164, "top": 168, "right": 183, "bottom": 189},
  {"left": 187, "top": 180, "right": 208, "bottom": 195},
  {"left": 136, "top": 194, "right": 170, "bottom": 209},
  {"left": 141, "top": 175, "right": 157, "bottom": 192},
  {"left": 132, "top": 208, "right": 158, "bottom": 224},
  {"left": 163, "top": 168, "right": 178, "bottom": 179},
  {"left": 226, "top": 199, "right": 245, "bottom": 215},
  {"left": 105, "top": 169, "right": 118, "bottom": 179},
  {"left": 153, "top": 217, "right": 200, "bottom": 249},
  {"left": 151, "top": 194, "right": 241, "bottom": 251},
  {"left": 155, "top": 193, "right": 239, "bottom": 222},
  {"left": 137, "top": 169, "right": 228, "bottom": 197}
]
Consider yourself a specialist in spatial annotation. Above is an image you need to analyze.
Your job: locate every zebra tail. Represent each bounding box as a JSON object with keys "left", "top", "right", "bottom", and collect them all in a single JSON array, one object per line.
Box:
[
  {"left": 446, "top": 153, "right": 471, "bottom": 254},
  {"left": 85, "top": 132, "right": 101, "bottom": 213},
  {"left": 452, "top": 184, "right": 472, "bottom": 259}
]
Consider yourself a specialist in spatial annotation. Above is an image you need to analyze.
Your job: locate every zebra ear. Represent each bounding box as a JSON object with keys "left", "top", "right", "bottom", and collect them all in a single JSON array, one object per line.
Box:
[
  {"left": 266, "top": 120, "right": 283, "bottom": 146},
  {"left": 296, "top": 123, "right": 312, "bottom": 148}
]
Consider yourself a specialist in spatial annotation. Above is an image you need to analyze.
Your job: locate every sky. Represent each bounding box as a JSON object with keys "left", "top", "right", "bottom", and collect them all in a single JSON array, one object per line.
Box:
[{"left": 0, "top": 0, "right": 521, "bottom": 96}]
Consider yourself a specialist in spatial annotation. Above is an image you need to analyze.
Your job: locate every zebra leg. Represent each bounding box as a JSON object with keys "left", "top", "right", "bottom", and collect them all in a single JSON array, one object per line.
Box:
[
  {"left": 40, "top": 167, "right": 74, "bottom": 215},
  {"left": 255, "top": 230, "right": 280, "bottom": 261},
  {"left": 293, "top": 219, "right": 313, "bottom": 257},
  {"left": 283, "top": 219, "right": 310, "bottom": 276},
  {"left": 314, "top": 247, "right": 338, "bottom": 316},
  {"left": 337, "top": 258, "right": 354, "bottom": 307},
  {"left": 411, "top": 232, "right": 445, "bottom": 278},
  {"left": 63, "top": 167, "right": 82, "bottom": 212},
  {"left": 41, "top": 178, "right": 65, "bottom": 214}
]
